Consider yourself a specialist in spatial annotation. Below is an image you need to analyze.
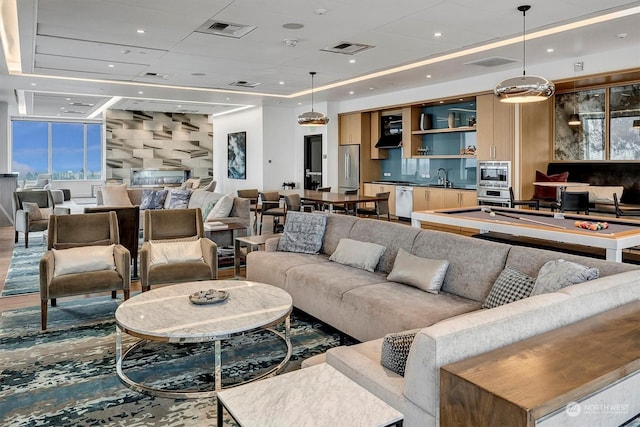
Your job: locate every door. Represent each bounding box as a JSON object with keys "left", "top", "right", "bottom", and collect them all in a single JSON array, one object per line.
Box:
[{"left": 304, "top": 134, "right": 323, "bottom": 190}]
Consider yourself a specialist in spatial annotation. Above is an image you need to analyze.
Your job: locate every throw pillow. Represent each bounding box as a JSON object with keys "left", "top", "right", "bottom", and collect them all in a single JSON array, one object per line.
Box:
[
  {"left": 482, "top": 266, "right": 535, "bottom": 309},
  {"left": 22, "top": 202, "right": 43, "bottom": 221},
  {"left": 53, "top": 245, "right": 115, "bottom": 277},
  {"left": 101, "top": 184, "right": 133, "bottom": 206},
  {"left": 380, "top": 329, "right": 419, "bottom": 376},
  {"left": 534, "top": 170, "right": 569, "bottom": 200},
  {"left": 531, "top": 259, "right": 600, "bottom": 296},
  {"left": 387, "top": 248, "right": 449, "bottom": 294},
  {"left": 140, "top": 189, "right": 168, "bottom": 210},
  {"left": 206, "top": 193, "right": 234, "bottom": 220},
  {"left": 201, "top": 198, "right": 218, "bottom": 219},
  {"left": 329, "top": 238, "right": 386, "bottom": 272},
  {"left": 149, "top": 240, "right": 203, "bottom": 265},
  {"left": 201, "top": 180, "right": 217, "bottom": 192},
  {"left": 166, "top": 189, "right": 192, "bottom": 209},
  {"left": 277, "top": 212, "right": 327, "bottom": 254}
]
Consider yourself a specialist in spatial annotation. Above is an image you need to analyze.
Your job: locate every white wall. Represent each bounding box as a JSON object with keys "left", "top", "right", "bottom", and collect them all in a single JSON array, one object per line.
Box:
[
  {"left": 263, "top": 105, "right": 298, "bottom": 191},
  {"left": 212, "top": 107, "right": 264, "bottom": 194},
  {"left": 0, "top": 102, "right": 8, "bottom": 173}
]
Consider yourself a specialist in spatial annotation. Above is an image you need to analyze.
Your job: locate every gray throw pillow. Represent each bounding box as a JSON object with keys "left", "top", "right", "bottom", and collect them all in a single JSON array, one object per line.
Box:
[
  {"left": 531, "top": 259, "right": 600, "bottom": 296},
  {"left": 482, "top": 266, "right": 535, "bottom": 309},
  {"left": 387, "top": 248, "right": 449, "bottom": 294},
  {"left": 277, "top": 211, "right": 327, "bottom": 254},
  {"left": 166, "top": 189, "right": 192, "bottom": 209},
  {"left": 140, "top": 189, "right": 168, "bottom": 210},
  {"left": 380, "top": 329, "right": 419, "bottom": 376},
  {"left": 329, "top": 238, "right": 386, "bottom": 272}
]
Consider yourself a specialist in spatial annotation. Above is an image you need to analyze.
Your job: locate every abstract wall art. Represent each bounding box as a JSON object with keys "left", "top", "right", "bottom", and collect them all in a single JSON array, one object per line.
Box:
[{"left": 227, "top": 131, "right": 246, "bottom": 179}]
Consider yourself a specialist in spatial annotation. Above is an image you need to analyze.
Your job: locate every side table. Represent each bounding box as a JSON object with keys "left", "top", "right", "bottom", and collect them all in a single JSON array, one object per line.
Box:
[
  {"left": 234, "top": 233, "right": 282, "bottom": 277},
  {"left": 217, "top": 363, "right": 403, "bottom": 427}
]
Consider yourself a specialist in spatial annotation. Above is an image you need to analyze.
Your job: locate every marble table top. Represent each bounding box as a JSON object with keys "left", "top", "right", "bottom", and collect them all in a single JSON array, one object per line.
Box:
[
  {"left": 115, "top": 280, "right": 292, "bottom": 343},
  {"left": 217, "top": 363, "right": 403, "bottom": 427}
]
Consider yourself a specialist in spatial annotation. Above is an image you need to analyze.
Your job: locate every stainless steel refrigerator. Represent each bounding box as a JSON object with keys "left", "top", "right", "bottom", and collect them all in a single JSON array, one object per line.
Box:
[{"left": 338, "top": 144, "right": 360, "bottom": 193}]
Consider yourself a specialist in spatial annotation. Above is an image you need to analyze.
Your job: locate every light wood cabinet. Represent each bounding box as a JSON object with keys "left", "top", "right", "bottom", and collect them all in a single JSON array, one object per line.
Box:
[
  {"left": 413, "top": 187, "right": 445, "bottom": 212},
  {"left": 369, "top": 111, "right": 388, "bottom": 159},
  {"left": 476, "top": 93, "right": 514, "bottom": 161},
  {"left": 339, "top": 112, "right": 370, "bottom": 145},
  {"left": 443, "top": 189, "right": 477, "bottom": 208},
  {"left": 402, "top": 107, "right": 422, "bottom": 158},
  {"left": 363, "top": 183, "right": 396, "bottom": 216}
]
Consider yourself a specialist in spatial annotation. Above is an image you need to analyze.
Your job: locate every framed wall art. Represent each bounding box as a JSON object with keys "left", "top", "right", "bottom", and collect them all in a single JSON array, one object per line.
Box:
[{"left": 227, "top": 131, "right": 246, "bottom": 179}]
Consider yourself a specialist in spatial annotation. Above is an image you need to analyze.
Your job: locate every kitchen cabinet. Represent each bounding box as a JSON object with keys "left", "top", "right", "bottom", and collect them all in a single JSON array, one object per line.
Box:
[
  {"left": 369, "top": 111, "right": 388, "bottom": 159},
  {"left": 339, "top": 112, "right": 370, "bottom": 145},
  {"left": 363, "top": 183, "right": 396, "bottom": 216},
  {"left": 443, "top": 189, "right": 477, "bottom": 208},
  {"left": 413, "top": 187, "right": 445, "bottom": 212},
  {"left": 476, "top": 93, "right": 514, "bottom": 161}
]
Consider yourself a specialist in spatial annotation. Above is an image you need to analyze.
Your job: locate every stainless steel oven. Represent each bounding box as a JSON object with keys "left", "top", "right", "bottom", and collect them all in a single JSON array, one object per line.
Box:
[{"left": 477, "top": 161, "right": 511, "bottom": 206}]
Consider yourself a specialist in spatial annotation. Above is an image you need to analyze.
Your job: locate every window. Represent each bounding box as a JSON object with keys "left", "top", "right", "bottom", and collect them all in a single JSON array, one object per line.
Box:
[
  {"left": 554, "top": 83, "right": 640, "bottom": 160},
  {"left": 11, "top": 120, "right": 103, "bottom": 181}
]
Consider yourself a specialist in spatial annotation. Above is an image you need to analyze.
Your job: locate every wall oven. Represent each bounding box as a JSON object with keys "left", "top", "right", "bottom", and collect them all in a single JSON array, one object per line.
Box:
[{"left": 477, "top": 160, "right": 511, "bottom": 206}]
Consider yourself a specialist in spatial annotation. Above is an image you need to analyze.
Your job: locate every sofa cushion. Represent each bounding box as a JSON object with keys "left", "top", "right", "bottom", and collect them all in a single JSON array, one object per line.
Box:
[
  {"left": 140, "top": 189, "right": 168, "bottom": 210},
  {"left": 387, "top": 248, "right": 449, "bottom": 294},
  {"left": 53, "top": 245, "right": 115, "bottom": 277},
  {"left": 380, "top": 329, "right": 419, "bottom": 376},
  {"left": 149, "top": 240, "right": 203, "bottom": 265},
  {"left": 330, "top": 238, "right": 386, "bottom": 272},
  {"left": 531, "top": 259, "right": 599, "bottom": 296},
  {"left": 534, "top": 170, "right": 569, "bottom": 200},
  {"left": 22, "top": 202, "right": 43, "bottom": 220},
  {"left": 166, "top": 189, "right": 192, "bottom": 209},
  {"left": 206, "top": 193, "right": 234, "bottom": 219},
  {"left": 482, "top": 266, "right": 535, "bottom": 309},
  {"left": 201, "top": 180, "right": 217, "bottom": 192},
  {"left": 277, "top": 212, "right": 327, "bottom": 254},
  {"left": 101, "top": 184, "right": 133, "bottom": 206}
]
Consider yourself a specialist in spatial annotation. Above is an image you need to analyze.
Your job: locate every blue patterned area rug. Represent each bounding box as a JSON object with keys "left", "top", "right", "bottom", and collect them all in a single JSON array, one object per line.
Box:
[
  {"left": 0, "top": 296, "right": 343, "bottom": 426},
  {"left": 2, "top": 233, "right": 46, "bottom": 296}
]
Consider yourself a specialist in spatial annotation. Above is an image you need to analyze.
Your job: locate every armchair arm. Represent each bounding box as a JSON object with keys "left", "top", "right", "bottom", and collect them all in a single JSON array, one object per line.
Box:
[
  {"left": 53, "top": 206, "right": 71, "bottom": 215},
  {"left": 39, "top": 251, "right": 55, "bottom": 299},
  {"left": 199, "top": 238, "right": 218, "bottom": 279},
  {"left": 265, "top": 237, "right": 281, "bottom": 252},
  {"left": 15, "top": 210, "right": 29, "bottom": 232},
  {"left": 139, "top": 242, "right": 151, "bottom": 290},
  {"left": 113, "top": 244, "right": 131, "bottom": 289}
]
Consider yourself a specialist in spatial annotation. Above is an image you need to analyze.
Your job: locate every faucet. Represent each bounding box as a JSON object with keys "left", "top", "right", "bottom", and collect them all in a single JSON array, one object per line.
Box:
[{"left": 436, "top": 168, "right": 449, "bottom": 186}]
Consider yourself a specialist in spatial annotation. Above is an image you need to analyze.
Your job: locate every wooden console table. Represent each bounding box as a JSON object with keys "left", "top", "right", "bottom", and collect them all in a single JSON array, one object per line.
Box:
[{"left": 440, "top": 301, "right": 640, "bottom": 426}]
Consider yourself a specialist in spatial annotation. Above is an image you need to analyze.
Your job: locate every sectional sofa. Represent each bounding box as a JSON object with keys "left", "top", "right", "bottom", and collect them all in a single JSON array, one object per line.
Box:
[{"left": 246, "top": 213, "right": 640, "bottom": 426}]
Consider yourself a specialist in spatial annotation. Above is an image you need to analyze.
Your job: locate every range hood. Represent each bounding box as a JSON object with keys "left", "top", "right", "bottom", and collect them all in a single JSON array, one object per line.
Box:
[
  {"left": 375, "top": 114, "right": 403, "bottom": 148},
  {"left": 375, "top": 134, "right": 402, "bottom": 148}
]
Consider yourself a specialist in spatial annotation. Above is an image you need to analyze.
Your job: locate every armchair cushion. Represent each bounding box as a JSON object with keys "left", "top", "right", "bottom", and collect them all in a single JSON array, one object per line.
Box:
[
  {"left": 52, "top": 244, "right": 116, "bottom": 277},
  {"left": 149, "top": 240, "right": 203, "bottom": 265},
  {"left": 206, "top": 193, "right": 234, "bottom": 220},
  {"left": 22, "top": 202, "right": 43, "bottom": 220},
  {"left": 102, "top": 184, "right": 133, "bottom": 206}
]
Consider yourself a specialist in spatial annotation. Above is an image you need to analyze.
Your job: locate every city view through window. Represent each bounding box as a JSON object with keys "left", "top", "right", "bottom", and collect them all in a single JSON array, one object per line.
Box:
[{"left": 12, "top": 120, "right": 103, "bottom": 182}]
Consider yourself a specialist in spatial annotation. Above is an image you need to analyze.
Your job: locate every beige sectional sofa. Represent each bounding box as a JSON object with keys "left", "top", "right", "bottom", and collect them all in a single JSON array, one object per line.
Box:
[{"left": 246, "top": 213, "right": 640, "bottom": 426}]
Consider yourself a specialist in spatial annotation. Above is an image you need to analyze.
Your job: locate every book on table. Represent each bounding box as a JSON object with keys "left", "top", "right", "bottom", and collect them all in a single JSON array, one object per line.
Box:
[{"left": 205, "top": 221, "right": 229, "bottom": 231}]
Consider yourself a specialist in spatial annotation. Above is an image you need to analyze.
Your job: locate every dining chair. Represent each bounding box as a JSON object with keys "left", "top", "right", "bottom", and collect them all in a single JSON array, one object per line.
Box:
[
  {"left": 560, "top": 191, "right": 590, "bottom": 215},
  {"left": 332, "top": 189, "right": 359, "bottom": 215},
  {"left": 509, "top": 187, "right": 539, "bottom": 210},
  {"left": 313, "top": 186, "right": 332, "bottom": 210},
  {"left": 284, "top": 193, "right": 314, "bottom": 213},
  {"left": 259, "top": 191, "right": 286, "bottom": 234},
  {"left": 237, "top": 189, "right": 260, "bottom": 233},
  {"left": 356, "top": 192, "right": 391, "bottom": 221}
]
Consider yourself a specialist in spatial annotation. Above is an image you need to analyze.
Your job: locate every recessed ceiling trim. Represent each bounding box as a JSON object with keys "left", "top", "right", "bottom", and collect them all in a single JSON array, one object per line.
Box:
[{"left": 465, "top": 56, "right": 518, "bottom": 67}]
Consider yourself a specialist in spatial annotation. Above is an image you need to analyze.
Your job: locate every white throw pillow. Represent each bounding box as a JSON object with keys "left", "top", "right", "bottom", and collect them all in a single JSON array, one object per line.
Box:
[
  {"left": 206, "top": 193, "right": 234, "bottom": 220},
  {"left": 329, "top": 238, "right": 386, "bottom": 272},
  {"left": 149, "top": 240, "right": 203, "bottom": 265},
  {"left": 53, "top": 245, "right": 116, "bottom": 277},
  {"left": 387, "top": 248, "right": 449, "bottom": 294},
  {"left": 101, "top": 184, "right": 133, "bottom": 206}
]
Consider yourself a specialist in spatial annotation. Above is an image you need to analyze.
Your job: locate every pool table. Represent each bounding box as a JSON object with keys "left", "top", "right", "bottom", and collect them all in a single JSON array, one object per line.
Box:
[{"left": 411, "top": 206, "right": 640, "bottom": 262}]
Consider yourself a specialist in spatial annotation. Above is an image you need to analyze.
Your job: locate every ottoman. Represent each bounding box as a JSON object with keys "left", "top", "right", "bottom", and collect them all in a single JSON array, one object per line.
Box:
[{"left": 61, "top": 189, "right": 71, "bottom": 201}]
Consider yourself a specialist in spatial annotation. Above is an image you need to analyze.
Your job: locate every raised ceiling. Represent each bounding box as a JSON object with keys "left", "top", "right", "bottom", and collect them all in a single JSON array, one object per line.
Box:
[{"left": 1, "top": 0, "right": 639, "bottom": 118}]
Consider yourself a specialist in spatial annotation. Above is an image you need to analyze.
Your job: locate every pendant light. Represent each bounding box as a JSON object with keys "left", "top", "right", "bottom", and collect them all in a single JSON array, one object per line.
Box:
[
  {"left": 297, "top": 71, "right": 329, "bottom": 126},
  {"left": 495, "top": 5, "right": 555, "bottom": 103},
  {"left": 568, "top": 76, "right": 581, "bottom": 126}
]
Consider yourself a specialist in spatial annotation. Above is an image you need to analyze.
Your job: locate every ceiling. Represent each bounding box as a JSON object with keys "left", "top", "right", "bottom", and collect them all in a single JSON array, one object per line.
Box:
[{"left": 1, "top": 0, "right": 639, "bottom": 118}]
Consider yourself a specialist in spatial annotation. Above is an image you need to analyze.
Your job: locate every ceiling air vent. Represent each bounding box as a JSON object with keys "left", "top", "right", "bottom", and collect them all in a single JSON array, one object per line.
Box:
[
  {"left": 321, "top": 41, "right": 374, "bottom": 55},
  {"left": 196, "top": 20, "right": 257, "bottom": 39},
  {"left": 140, "top": 72, "right": 174, "bottom": 80},
  {"left": 229, "top": 80, "right": 261, "bottom": 88},
  {"left": 464, "top": 56, "right": 518, "bottom": 67}
]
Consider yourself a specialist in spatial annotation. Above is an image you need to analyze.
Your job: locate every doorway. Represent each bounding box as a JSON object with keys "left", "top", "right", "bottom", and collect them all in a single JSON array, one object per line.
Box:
[{"left": 304, "top": 134, "right": 323, "bottom": 190}]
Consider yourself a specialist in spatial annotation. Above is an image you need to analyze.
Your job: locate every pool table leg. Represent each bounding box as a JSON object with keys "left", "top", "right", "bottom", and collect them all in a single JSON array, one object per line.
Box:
[{"left": 606, "top": 248, "right": 622, "bottom": 262}]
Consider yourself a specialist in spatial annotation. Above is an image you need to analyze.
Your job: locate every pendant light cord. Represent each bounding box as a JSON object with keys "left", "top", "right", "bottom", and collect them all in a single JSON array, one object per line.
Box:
[
  {"left": 310, "top": 71, "right": 316, "bottom": 113},
  {"left": 521, "top": 7, "right": 527, "bottom": 76}
]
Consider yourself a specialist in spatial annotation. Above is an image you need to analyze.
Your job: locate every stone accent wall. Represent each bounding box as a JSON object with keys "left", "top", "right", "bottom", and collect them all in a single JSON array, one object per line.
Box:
[{"left": 105, "top": 110, "right": 213, "bottom": 185}]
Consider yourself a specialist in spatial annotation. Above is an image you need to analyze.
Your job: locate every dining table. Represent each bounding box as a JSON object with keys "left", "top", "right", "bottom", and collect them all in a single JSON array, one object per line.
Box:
[
  {"left": 533, "top": 181, "right": 590, "bottom": 204},
  {"left": 278, "top": 189, "right": 387, "bottom": 213}
]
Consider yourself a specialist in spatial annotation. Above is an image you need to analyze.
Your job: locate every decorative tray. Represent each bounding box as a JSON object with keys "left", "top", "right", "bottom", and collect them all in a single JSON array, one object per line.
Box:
[{"left": 189, "top": 289, "right": 229, "bottom": 305}]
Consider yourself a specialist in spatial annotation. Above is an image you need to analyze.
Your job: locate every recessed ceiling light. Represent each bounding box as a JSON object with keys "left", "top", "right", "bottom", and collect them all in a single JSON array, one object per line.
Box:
[
  {"left": 177, "top": 105, "right": 182, "bottom": 108},
  {"left": 546, "top": 48, "right": 554, "bottom": 53},
  {"left": 459, "top": 98, "right": 463, "bottom": 101},
  {"left": 65, "top": 97, "right": 71, "bottom": 101},
  {"left": 349, "top": 59, "right": 356, "bottom": 64},
  {"left": 617, "top": 32, "right": 628, "bottom": 39},
  {"left": 226, "top": 97, "right": 230, "bottom": 101},
  {"left": 137, "top": 29, "right": 145, "bottom": 34},
  {"left": 279, "top": 81, "right": 285, "bottom": 85},
  {"left": 138, "top": 91, "right": 143, "bottom": 94},
  {"left": 108, "top": 64, "right": 115, "bottom": 68},
  {"left": 298, "top": 102, "right": 302, "bottom": 105},
  {"left": 349, "top": 91, "right": 354, "bottom": 95},
  {"left": 369, "top": 87, "right": 375, "bottom": 91},
  {"left": 315, "top": 8, "right": 327, "bottom": 15},
  {"left": 426, "top": 74, "right": 432, "bottom": 78},
  {"left": 30, "top": 83, "right": 36, "bottom": 86},
  {"left": 439, "top": 101, "right": 444, "bottom": 104},
  {"left": 433, "top": 32, "right": 442, "bottom": 38}
]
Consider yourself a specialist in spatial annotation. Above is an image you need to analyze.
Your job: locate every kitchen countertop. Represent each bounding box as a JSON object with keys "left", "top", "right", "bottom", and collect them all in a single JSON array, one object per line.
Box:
[{"left": 369, "top": 181, "right": 477, "bottom": 190}]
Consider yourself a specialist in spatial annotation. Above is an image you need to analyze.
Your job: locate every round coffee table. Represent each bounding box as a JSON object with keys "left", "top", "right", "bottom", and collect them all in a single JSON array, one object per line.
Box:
[{"left": 115, "top": 280, "right": 293, "bottom": 398}]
